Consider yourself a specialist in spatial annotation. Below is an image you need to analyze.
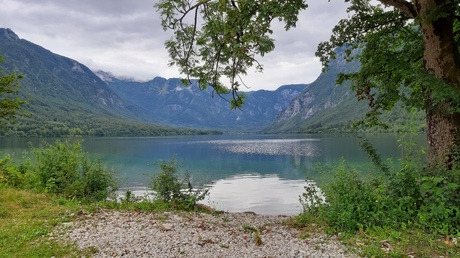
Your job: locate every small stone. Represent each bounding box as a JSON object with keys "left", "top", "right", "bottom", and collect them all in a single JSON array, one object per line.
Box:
[
  {"left": 62, "top": 222, "right": 74, "bottom": 228},
  {"left": 161, "top": 223, "right": 174, "bottom": 231}
]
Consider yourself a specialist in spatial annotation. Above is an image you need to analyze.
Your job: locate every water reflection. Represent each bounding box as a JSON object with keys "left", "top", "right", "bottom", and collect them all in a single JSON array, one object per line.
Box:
[
  {"left": 205, "top": 174, "right": 307, "bottom": 215},
  {"left": 202, "top": 139, "right": 321, "bottom": 156},
  {"left": 116, "top": 174, "right": 309, "bottom": 216}
]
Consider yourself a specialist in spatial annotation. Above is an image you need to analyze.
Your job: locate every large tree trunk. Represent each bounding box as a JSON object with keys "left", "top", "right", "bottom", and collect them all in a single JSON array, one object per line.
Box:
[
  {"left": 426, "top": 104, "right": 460, "bottom": 172},
  {"left": 417, "top": 0, "right": 460, "bottom": 171}
]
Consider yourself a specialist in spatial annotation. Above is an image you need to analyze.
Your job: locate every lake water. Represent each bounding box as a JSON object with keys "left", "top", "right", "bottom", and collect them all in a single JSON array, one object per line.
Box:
[{"left": 0, "top": 134, "right": 426, "bottom": 215}]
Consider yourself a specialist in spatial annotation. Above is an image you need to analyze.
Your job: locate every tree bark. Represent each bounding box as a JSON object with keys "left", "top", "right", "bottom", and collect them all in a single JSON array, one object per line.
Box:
[
  {"left": 426, "top": 104, "right": 460, "bottom": 172},
  {"left": 416, "top": 0, "right": 460, "bottom": 171}
]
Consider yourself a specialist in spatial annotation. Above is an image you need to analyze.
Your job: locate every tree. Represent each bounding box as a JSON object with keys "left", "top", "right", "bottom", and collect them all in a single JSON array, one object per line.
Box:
[
  {"left": 156, "top": 0, "right": 460, "bottom": 171},
  {"left": 0, "top": 55, "right": 27, "bottom": 126}
]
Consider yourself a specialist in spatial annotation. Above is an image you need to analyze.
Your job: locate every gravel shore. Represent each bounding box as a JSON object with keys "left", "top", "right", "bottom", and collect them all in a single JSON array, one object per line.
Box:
[{"left": 56, "top": 210, "right": 357, "bottom": 257}]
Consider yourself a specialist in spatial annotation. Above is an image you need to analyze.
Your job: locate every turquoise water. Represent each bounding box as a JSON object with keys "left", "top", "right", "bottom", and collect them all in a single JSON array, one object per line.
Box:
[{"left": 0, "top": 134, "right": 426, "bottom": 215}]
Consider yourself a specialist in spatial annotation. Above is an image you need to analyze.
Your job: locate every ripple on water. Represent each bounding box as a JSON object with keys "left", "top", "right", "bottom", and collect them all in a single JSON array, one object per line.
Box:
[{"left": 203, "top": 139, "right": 321, "bottom": 156}]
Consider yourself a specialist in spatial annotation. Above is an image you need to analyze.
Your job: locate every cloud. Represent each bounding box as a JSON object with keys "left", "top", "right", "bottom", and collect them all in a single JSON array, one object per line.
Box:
[{"left": 0, "top": 0, "right": 349, "bottom": 90}]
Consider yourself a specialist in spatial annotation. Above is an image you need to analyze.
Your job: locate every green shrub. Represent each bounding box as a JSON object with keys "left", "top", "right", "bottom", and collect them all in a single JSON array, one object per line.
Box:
[
  {"left": 303, "top": 160, "right": 390, "bottom": 233},
  {"left": 150, "top": 157, "right": 183, "bottom": 202},
  {"left": 150, "top": 157, "right": 208, "bottom": 210},
  {"left": 300, "top": 133, "right": 460, "bottom": 235},
  {"left": 0, "top": 154, "right": 31, "bottom": 188},
  {"left": 417, "top": 171, "right": 460, "bottom": 234},
  {"left": 31, "top": 139, "right": 118, "bottom": 202}
]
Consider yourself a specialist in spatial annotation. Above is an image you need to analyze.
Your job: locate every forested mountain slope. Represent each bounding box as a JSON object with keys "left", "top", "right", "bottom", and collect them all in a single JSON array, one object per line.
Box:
[
  {"left": 0, "top": 28, "right": 304, "bottom": 135},
  {"left": 265, "top": 47, "right": 426, "bottom": 133},
  {"left": 0, "top": 28, "right": 210, "bottom": 136}
]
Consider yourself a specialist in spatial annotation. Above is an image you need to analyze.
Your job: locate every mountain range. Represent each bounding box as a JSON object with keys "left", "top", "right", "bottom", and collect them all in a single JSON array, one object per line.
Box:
[
  {"left": 0, "top": 28, "right": 306, "bottom": 136},
  {"left": 0, "top": 28, "right": 423, "bottom": 137},
  {"left": 98, "top": 72, "right": 306, "bottom": 131}
]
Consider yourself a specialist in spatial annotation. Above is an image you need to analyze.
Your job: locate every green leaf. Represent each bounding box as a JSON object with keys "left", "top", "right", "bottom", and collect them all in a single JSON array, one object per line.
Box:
[
  {"left": 432, "top": 177, "right": 443, "bottom": 185},
  {"left": 447, "top": 183, "right": 459, "bottom": 189}
]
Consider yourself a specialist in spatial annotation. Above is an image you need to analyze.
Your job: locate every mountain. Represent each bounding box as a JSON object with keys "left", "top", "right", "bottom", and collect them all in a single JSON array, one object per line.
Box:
[
  {"left": 263, "top": 47, "right": 364, "bottom": 133},
  {"left": 0, "top": 28, "right": 214, "bottom": 136},
  {"left": 264, "top": 47, "right": 426, "bottom": 133},
  {"left": 0, "top": 28, "right": 425, "bottom": 136},
  {"left": 97, "top": 71, "right": 307, "bottom": 131},
  {"left": 0, "top": 28, "right": 304, "bottom": 135}
]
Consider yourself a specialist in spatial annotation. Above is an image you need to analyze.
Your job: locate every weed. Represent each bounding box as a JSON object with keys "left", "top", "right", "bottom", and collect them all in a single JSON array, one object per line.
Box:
[
  {"left": 299, "top": 179, "right": 325, "bottom": 215},
  {"left": 242, "top": 224, "right": 257, "bottom": 232},
  {"left": 254, "top": 231, "right": 263, "bottom": 246},
  {"left": 122, "top": 189, "right": 139, "bottom": 203},
  {"left": 242, "top": 224, "right": 264, "bottom": 246}
]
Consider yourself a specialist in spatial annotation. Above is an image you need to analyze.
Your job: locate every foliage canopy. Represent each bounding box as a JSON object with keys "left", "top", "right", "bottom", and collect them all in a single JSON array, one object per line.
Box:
[
  {"left": 156, "top": 0, "right": 307, "bottom": 108},
  {"left": 0, "top": 55, "right": 27, "bottom": 126}
]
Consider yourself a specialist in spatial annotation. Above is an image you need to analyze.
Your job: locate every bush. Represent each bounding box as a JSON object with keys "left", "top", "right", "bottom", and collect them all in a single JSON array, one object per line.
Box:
[
  {"left": 300, "top": 160, "right": 391, "bottom": 233},
  {"left": 300, "top": 134, "right": 460, "bottom": 235},
  {"left": 417, "top": 171, "right": 460, "bottom": 234},
  {"left": 150, "top": 157, "right": 208, "bottom": 210},
  {"left": 0, "top": 155, "right": 28, "bottom": 188},
  {"left": 31, "top": 139, "right": 118, "bottom": 202}
]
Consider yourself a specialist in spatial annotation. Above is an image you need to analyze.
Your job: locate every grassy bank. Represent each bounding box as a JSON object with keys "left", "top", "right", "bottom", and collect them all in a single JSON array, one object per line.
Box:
[
  {"left": 0, "top": 186, "right": 92, "bottom": 257},
  {"left": 290, "top": 213, "right": 459, "bottom": 257}
]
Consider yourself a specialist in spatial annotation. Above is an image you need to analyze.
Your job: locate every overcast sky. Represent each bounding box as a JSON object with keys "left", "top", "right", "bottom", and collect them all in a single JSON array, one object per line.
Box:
[{"left": 0, "top": 0, "right": 349, "bottom": 91}]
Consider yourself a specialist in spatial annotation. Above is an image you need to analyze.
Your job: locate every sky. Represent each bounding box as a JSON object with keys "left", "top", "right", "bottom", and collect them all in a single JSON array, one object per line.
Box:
[{"left": 0, "top": 0, "right": 349, "bottom": 91}]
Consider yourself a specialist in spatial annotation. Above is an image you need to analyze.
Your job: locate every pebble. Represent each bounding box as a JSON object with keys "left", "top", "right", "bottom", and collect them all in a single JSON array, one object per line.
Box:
[{"left": 55, "top": 210, "right": 358, "bottom": 257}]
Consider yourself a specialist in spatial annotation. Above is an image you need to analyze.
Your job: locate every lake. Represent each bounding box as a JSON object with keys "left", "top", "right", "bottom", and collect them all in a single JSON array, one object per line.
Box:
[{"left": 0, "top": 133, "right": 426, "bottom": 215}]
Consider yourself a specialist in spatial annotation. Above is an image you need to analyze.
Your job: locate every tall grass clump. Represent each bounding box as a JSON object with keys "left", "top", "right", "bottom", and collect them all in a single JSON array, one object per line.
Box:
[
  {"left": 31, "top": 139, "right": 118, "bottom": 202},
  {"left": 150, "top": 156, "right": 208, "bottom": 210}
]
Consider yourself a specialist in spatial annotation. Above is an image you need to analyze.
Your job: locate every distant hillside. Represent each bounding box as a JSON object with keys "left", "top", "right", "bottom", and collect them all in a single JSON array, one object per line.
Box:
[
  {"left": 98, "top": 71, "right": 307, "bottom": 131},
  {"left": 0, "top": 28, "right": 305, "bottom": 135},
  {"left": 265, "top": 47, "right": 426, "bottom": 133},
  {"left": 0, "top": 28, "right": 215, "bottom": 136}
]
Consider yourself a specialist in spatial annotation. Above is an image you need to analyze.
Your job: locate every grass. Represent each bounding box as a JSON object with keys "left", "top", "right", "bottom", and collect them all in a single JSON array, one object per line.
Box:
[
  {"left": 0, "top": 186, "right": 94, "bottom": 258},
  {"left": 289, "top": 212, "right": 460, "bottom": 257},
  {"left": 349, "top": 226, "right": 460, "bottom": 258}
]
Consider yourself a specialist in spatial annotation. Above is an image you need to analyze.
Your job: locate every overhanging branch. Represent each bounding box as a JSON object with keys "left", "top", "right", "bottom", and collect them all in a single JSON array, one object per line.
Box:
[{"left": 378, "top": 0, "right": 417, "bottom": 18}]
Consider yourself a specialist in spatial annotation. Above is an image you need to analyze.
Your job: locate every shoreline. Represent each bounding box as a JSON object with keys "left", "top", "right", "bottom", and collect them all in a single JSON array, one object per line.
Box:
[{"left": 54, "top": 209, "right": 357, "bottom": 257}]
